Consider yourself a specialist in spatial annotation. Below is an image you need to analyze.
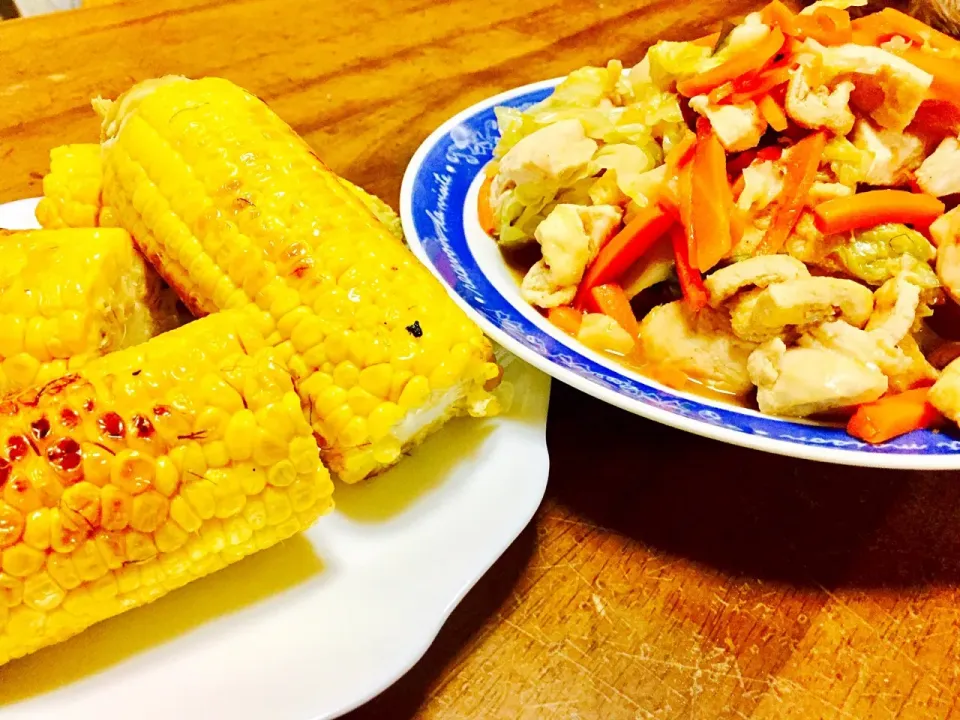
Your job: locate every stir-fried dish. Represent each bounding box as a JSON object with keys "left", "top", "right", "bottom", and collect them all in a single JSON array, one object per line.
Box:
[{"left": 480, "top": 0, "right": 960, "bottom": 444}]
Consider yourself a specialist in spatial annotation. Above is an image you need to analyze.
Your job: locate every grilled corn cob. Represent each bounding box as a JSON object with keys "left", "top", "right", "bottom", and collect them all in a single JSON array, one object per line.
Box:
[
  {"left": 0, "top": 310, "right": 332, "bottom": 666},
  {"left": 97, "top": 77, "right": 500, "bottom": 483},
  {"left": 0, "top": 229, "right": 181, "bottom": 395},
  {"left": 36, "top": 143, "right": 404, "bottom": 240},
  {"left": 35, "top": 145, "right": 118, "bottom": 229}
]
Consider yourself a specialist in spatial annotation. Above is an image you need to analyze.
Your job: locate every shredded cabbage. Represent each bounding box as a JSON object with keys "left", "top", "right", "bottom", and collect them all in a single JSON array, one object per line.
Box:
[
  {"left": 491, "top": 57, "right": 685, "bottom": 246},
  {"left": 823, "top": 136, "right": 872, "bottom": 187},
  {"left": 835, "top": 223, "right": 937, "bottom": 286},
  {"left": 646, "top": 41, "right": 715, "bottom": 90}
]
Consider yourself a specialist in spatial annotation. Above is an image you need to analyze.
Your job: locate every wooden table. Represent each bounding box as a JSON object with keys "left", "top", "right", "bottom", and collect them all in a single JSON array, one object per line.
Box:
[{"left": 3, "top": 1, "right": 960, "bottom": 717}]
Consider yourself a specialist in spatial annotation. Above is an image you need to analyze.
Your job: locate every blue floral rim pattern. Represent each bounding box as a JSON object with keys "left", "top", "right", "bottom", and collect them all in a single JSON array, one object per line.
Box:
[{"left": 401, "top": 80, "right": 960, "bottom": 467}]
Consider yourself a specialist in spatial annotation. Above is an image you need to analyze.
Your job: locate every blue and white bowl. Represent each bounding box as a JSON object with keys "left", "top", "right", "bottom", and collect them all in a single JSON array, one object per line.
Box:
[{"left": 400, "top": 79, "right": 960, "bottom": 469}]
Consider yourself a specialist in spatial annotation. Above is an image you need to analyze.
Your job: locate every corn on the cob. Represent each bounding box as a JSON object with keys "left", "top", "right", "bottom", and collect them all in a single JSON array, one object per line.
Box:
[
  {"left": 0, "top": 310, "right": 332, "bottom": 666},
  {"left": 0, "top": 229, "right": 181, "bottom": 395},
  {"left": 35, "top": 145, "right": 119, "bottom": 229},
  {"left": 98, "top": 77, "right": 500, "bottom": 483},
  {"left": 36, "top": 143, "right": 404, "bottom": 240}
]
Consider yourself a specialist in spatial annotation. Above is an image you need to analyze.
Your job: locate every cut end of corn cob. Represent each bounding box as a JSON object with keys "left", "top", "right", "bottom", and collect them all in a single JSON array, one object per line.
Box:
[
  {"left": 35, "top": 144, "right": 117, "bottom": 229},
  {"left": 0, "top": 310, "right": 332, "bottom": 666},
  {"left": 0, "top": 229, "right": 182, "bottom": 396},
  {"left": 98, "top": 76, "right": 501, "bottom": 483}
]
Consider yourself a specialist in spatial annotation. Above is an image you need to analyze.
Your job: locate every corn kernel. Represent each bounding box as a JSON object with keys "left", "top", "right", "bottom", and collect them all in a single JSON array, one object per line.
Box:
[
  {"left": 126, "top": 531, "right": 158, "bottom": 562},
  {"left": 289, "top": 437, "right": 319, "bottom": 474},
  {"left": 116, "top": 565, "right": 141, "bottom": 595},
  {"left": 368, "top": 402, "right": 403, "bottom": 441},
  {"left": 253, "top": 428, "right": 288, "bottom": 466},
  {"left": 101, "top": 484, "right": 133, "bottom": 531},
  {"left": 225, "top": 409, "right": 256, "bottom": 461},
  {"left": 88, "top": 573, "right": 119, "bottom": 602},
  {"left": 275, "top": 517, "right": 302, "bottom": 541},
  {"left": 339, "top": 416, "right": 369, "bottom": 447},
  {"left": 82, "top": 442, "right": 114, "bottom": 487},
  {"left": 2, "top": 545, "right": 44, "bottom": 577},
  {"left": 0, "top": 315, "right": 25, "bottom": 355},
  {"left": 153, "top": 455, "right": 180, "bottom": 497},
  {"left": 315, "top": 385, "right": 347, "bottom": 416},
  {"left": 61, "top": 482, "right": 101, "bottom": 529},
  {"left": 207, "top": 468, "right": 246, "bottom": 518},
  {"left": 7, "top": 606, "right": 44, "bottom": 640},
  {"left": 72, "top": 540, "right": 108, "bottom": 582},
  {"left": 111, "top": 450, "right": 155, "bottom": 495},
  {"left": 346, "top": 386, "right": 381, "bottom": 416},
  {"left": 204, "top": 519, "right": 227, "bottom": 554},
  {"left": 168, "top": 495, "right": 202, "bottom": 537},
  {"left": 255, "top": 403, "right": 296, "bottom": 443},
  {"left": 289, "top": 476, "right": 319, "bottom": 513},
  {"left": 94, "top": 530, "right": 126, "bottom": 570},
  {"left": 0, "top": 573, "right": 23, "bottom": 606},
  {"left": 131, "top": 491, "right": 169, "bottom": 533},
  {"left": 195, "top": 406, "right": 230, "bottom": 440},
  {"left": 359, "top": 363, "right": 393, "bottom": 399},
  {"left": 242, "top": 498, "right": 267, "bottom": 530},
  {"left": 62, "top": 586, "right": 95, "bottom": 618},
  {"left": 372, "top": 437, "right": 402, "bottom": 465},
  {"left": 291, "top": 316, "right": 325, "bottom": 353},
  {"left": 326, "top": 404, "right": 354, "bottom": 436},
  {"left": 398, "top": 375, "right": 430, "bottom": 410},
  {"left": 200, "top": 374, "right": 245, "bottom": 413},
  {"left": 22, "top": 509, "right": 51, "bottom": 551},
  {"left": 182, "top": 479, "right": 216, "bottom": 520},
  {"left": 223, "top": 515, "right": 253, "bottom": 546},
  {"left": 0, "top": 503, "right": 24, "bottom": 549},
  {"left": 263, "top": 487, "right": 293, "bottom": 525},
  {"left": 23, "top": 571, "right": 66, "bottom": 612},
  {"left": 155, "top": 519, "right": 189, "bottom": 553},
  {"left": 342, "top": 449, "right": 377, "bottom": 481},
  {"left": 332, "top": 361, "right": 360, "bottom": 390},
  {"left": 203, "top": 440, "right": 231, "bottom": 468},
  {"left": 180, "top": 441, "right": 208, "bottom": 479},
  {"left": 4, "top": 473, "right": 43, "bottom": 513}
]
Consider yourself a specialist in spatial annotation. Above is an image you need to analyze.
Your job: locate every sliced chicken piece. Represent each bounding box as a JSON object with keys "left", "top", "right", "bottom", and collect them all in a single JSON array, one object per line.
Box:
[
  {"left": 736, "top": 160, "right": 783, "bottom": 213},
  {"left": 783, "top": 211, "right": 844, "bottom": 273},
  {"left": 578, "top": 313, "right": 635, "bottom": 355},
  {"left": 929, "top": 357, "right": 960, "bottom": 423},
  {"left": 731, "top": 212, "right": 771, "bottom": 259},
  {"left": 639, "top": 301, "right": 757, "bottom": 395},
  {"left": 808, "top": 181, "right": 853, "bottom": 204},
  {"left": 930, "top": 205, "right": 960, "bottom": 248},
  {"left": 749, "top": 341, "right": 888, "bottom": 417},
  {"left": 490, "top": 119, "right": 598, "bottom": 213},
  {"left": 932, "top": 206, "right": 960, "bottom": 304},
  {"left": 785, "top": 66, "right": 856, "bottom": 135},
  {"left": 865, "top": 274, "right": 922, "bottom": 345},
  {"left": 916, "top": 137, "right": 960, "bottom": 198},
  {"left": 704, "top": 255, "right": 810, "bottom": 307},
  {"left": 730, "top": 277, "right": 875, "bottom": 342},
  {"left": 799, "top": 320, "right": 911, "bottom": 377},
  {"left": 816, "top": 43, "right": 933, "bottom": 131},
  {"left": 521, "top": 261, "right": 576, "bottom": 308},
  {"left": 852, "top": 119, "right": 927, "bottom": 187},
  {"left": 688, "top": 96, "right": 766, "bottom": 153},
  {"left": 520, "top": 204, "right": 622, "bottom": 308}
]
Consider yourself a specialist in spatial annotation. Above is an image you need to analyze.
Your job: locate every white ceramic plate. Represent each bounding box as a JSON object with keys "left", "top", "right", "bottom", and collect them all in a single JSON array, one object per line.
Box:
[
  {"left": 400, "top": 79, "right": 960, "bottom": 470},
  {"left": 0, "top": 198, "right": 551, "bottom": 719}
]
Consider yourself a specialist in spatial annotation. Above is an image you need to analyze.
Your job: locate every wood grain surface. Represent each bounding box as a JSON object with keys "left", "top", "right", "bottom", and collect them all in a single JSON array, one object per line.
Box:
[{"left": 2, "top": 1, "right": 958, "bottom": 718}]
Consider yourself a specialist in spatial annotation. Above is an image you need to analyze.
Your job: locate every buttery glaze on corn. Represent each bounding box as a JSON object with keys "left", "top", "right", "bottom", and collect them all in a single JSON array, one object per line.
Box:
[
  {"left": 0, "top": 310, "right": 332, "bottom": 665},
  {"left": 97, "top": 77, "right": 500, "bottom": 482}
]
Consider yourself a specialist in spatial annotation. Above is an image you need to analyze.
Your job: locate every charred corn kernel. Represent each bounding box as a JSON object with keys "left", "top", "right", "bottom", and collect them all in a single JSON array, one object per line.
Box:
[
  {"left": 0, "top": 311, "right": 331, "bottom": 666},
  {"left": 99, "top": 76, "right": 498, "bottom": 482},
  {"left": 0, "top": 229, "right": 181, "bottom": 395}
]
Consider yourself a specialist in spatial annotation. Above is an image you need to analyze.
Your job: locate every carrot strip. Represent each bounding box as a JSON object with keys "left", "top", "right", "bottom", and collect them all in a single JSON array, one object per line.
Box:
[
  {"left": 477, "top": 173, "right": 497, "bottom": 235},
  {"left": 670, "top": 224, "right": 708, "bottom": 312},
  {"left": 588, "top": 284, "right": 640, "bottom": 339},
  {"left": 813, "top": 190, "right": 945, "bottom": 235},
  {"left": 758, "top": 131, "right": 826, "bottom": 254},
  {"left": 657, "top": 130, "right": 697, "bottom": 213},
  {"left": 758, "top": 94, "right": 788, "bottom": 131},
  {"left": 691, "top": 122, "right": 733, "bottom": 272},
  {"left": 760, "top": 0, "right": 798, "bottom": 36},
  {"left": 547, "top": 306, "right": 583, "bottom": 336},
  {"left": 847, "top": 388, "right": 943, "bottom": 444},
  {"left": 644, "top": 363, "right": 689, "bottom": 391},
  {"left": 729, "top": 65, "right": 792, "bottom": 104},
  {"left": 691, "top": 31, "right": 722, "bottom": 48},
  {"left": 894, "top": 47, "right": 960, "bottom": 105},
  {"left": 794, "top": 7, "right": 852, "bottom": 46},
  {"left": 677, "top": 161, "right": 696, "bottom": 261},
  {"left": 677, "top": 27, "right": 786, "bottom": 97},
  {"left": 878, "top": 7, "right": 960, "bottom": 54},
  {"left": 574, "top": 205, "right": 675, "bottom": 309}
]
